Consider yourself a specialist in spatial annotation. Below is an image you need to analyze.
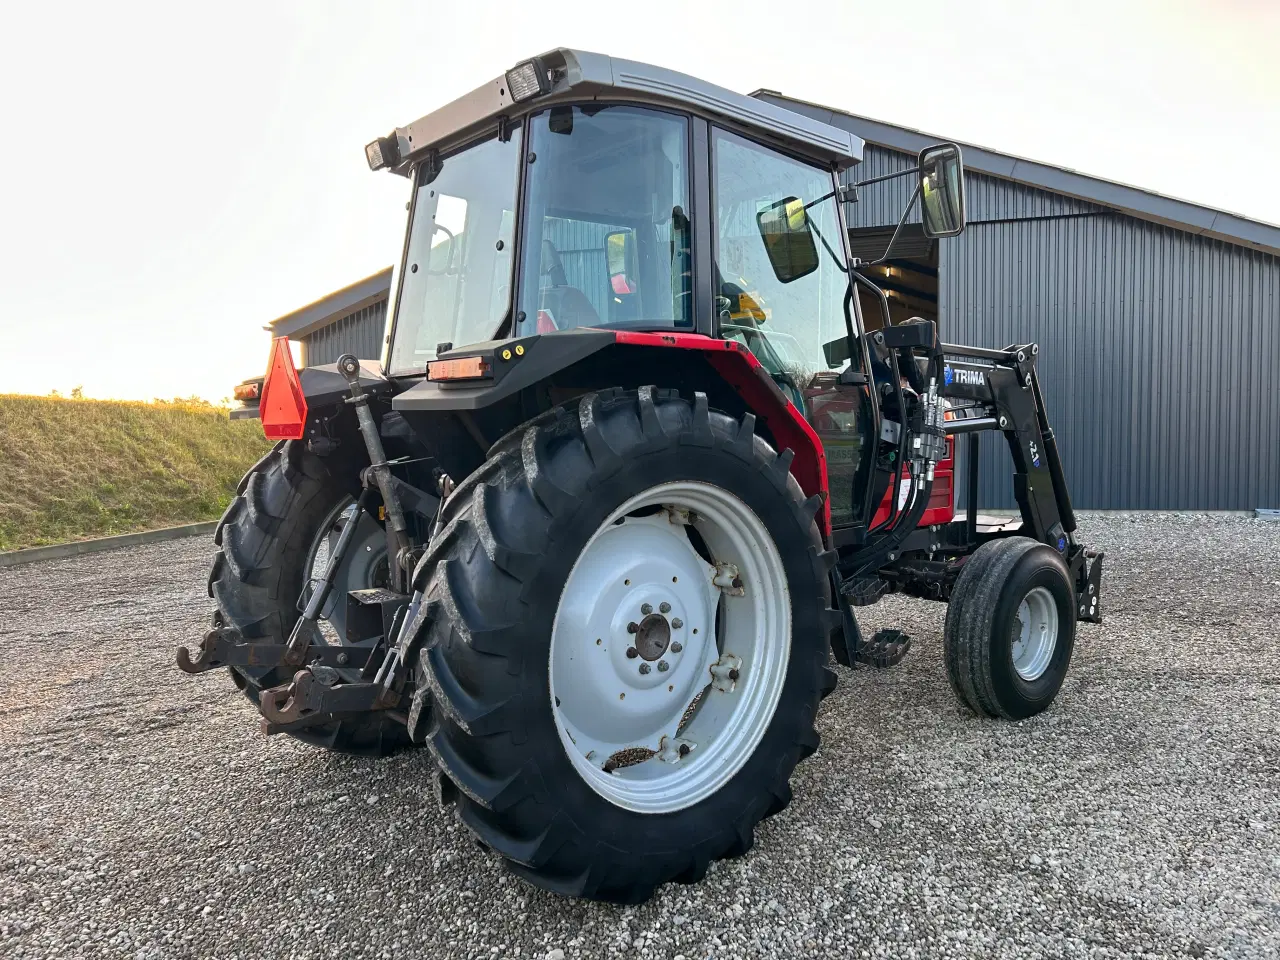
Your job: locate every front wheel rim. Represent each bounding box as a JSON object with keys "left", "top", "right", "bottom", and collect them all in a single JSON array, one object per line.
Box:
[
  {"left": 1011, "top": 585, "right": 1058, "bottom": 681},
  {"left": 549, "top": 481, "right": 791, "bottom": 815}
]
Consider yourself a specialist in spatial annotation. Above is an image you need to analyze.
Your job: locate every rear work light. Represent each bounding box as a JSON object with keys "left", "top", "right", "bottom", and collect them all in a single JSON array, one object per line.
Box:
[
  {"left": 233, "top": 381, "right": 260, "bottom": 401},
  {"left": 505, "top": 58, "right": 550, "bottom": 102},
  {"left": 259, "top": 337, "right": 308, "bottom": 440},
  {"left": 428, "top": 356, "right": 490, "bottom": 381}
]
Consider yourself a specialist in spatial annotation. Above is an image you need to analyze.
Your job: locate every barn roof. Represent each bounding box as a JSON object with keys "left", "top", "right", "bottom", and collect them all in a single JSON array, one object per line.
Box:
[
  {"left": 269, "top": 267, "right": 393, "bottom": 339},
  {"left": 752, "top": 90, "right": 1280, "bottom": 257}
]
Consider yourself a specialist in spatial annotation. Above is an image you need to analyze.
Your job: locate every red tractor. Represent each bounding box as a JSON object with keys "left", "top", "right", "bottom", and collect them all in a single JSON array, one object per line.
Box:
[{"left": 182, "top": 49, "right": 1104, "bottom": 903}]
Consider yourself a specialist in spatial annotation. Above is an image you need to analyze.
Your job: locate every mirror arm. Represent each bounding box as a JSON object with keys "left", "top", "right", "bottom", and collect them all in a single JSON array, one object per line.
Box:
[
  {"left": 851, "top": 267, "right": 893, "bottom": 331},
  {"left": 853, "top": 165, "right": 921, "bottom": 189},
  {"left": 859, "top": 181, "right": 921, "bottom": 268},
  {"left": 803, "top": 188, "right": 837, "bottom": 210},
  {"left": 807, "top": 216, "right": 848, "bottom": 275}
]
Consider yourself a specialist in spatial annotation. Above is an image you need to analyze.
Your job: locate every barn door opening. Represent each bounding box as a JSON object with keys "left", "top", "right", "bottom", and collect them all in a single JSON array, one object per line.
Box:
[{"left": 848, "top": 224, "right": 939, "bottom": 334}]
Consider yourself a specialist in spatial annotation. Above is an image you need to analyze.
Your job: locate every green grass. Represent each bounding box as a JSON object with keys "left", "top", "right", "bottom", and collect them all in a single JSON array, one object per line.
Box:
[{"left": 0, "top": 395, "right": 273, "bottom": 551}]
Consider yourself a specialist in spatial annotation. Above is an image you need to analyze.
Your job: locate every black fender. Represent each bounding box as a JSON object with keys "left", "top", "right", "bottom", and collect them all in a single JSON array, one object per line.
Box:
[{"left": 392, "top": 329, "right": 617, "bottom": 412}]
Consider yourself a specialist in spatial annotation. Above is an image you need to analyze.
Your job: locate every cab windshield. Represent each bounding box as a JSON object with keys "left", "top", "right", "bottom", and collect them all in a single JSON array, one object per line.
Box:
[{"left": 388, "top": 129, "right": 521, "bottom": 374}]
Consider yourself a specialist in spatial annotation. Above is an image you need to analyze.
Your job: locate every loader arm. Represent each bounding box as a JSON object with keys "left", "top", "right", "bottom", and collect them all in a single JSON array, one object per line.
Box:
[{"left": 845, "top": 333, "right": 1104, "bottom": 625}]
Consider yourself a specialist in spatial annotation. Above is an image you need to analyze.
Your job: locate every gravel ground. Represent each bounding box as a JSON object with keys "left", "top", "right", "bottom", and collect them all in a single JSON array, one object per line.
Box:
[{"left": 1, "top": 515, "right": 1277, "bottom": 959}]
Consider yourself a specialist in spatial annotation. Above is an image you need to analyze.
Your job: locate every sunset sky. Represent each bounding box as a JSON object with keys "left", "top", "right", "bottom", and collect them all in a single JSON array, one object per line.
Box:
[{"left": 1, "top": 0, "right": 1276, "bottom": 401}]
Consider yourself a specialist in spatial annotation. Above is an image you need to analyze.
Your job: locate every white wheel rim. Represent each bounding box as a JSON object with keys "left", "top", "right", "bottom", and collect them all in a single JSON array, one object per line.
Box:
[
  {"left": 549, "top": 481, "right": 791, "bottom": 814},
  {"left": 1012, "top": 585, "right": 1058, "bottom": 681}
]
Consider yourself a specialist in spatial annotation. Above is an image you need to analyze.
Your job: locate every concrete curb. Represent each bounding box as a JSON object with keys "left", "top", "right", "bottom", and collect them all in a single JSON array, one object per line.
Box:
[{"left": 0, "top": 522, "right": 217, "bottom": 569}]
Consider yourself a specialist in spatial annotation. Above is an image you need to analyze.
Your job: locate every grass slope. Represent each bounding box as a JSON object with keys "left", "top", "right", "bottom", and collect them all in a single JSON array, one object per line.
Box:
[{"left": 0, "top": 395, "right": 273, "bottom": 551}]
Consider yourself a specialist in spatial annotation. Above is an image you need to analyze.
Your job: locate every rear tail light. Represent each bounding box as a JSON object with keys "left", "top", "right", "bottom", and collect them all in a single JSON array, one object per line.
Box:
[
  {"left": 428, "top": 356, "right": 490, "bottom": 381},
  {"left": 233, "top": 382, "right": 261, "bottom": 401},
  {"left": 259, "top": 338, "right": 308, "bottom": 440}
]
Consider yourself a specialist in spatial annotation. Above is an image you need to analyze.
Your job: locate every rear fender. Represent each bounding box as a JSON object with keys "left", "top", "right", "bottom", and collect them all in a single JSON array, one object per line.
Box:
[
  {"left": 231, "top": 360, "right": 393, "bottom": 422},
  {"left": 298, "top": 360, "right": 393, "bottom": 409}
]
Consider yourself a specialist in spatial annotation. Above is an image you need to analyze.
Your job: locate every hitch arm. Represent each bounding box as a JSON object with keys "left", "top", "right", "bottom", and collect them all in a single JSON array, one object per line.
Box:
[
  {"left": 176, "top": 626, "right": 380, "bottom": 674},
  {"left": 255, "top": 597, "right": 439, "bottom": 734}
]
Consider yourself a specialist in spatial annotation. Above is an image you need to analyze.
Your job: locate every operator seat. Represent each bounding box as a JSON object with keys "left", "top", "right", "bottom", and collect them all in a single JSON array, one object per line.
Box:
[{"left": 538, "top": 238, "right": 600, "bottom": 332}]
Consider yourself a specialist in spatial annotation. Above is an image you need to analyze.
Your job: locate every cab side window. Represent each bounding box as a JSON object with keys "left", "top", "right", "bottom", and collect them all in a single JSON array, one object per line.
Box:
[
  {"left": 711, "top": 129, "right": 852, "bottom": 406},
  {"left": 712, "top": 129, "right": 872, "bottom": 528}
]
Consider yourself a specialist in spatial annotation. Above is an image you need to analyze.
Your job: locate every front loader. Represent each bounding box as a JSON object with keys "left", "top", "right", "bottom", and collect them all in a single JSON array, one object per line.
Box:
[{"left": 183, "top": 49, "right": 1104, "bottom": 902}]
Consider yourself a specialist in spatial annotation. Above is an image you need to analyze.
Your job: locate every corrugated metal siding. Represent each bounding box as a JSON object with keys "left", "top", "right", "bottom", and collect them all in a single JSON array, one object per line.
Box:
[
  {"left": 844, "top": 145, "right": 921, "bottom": 230},
  {"left": 301, "top": 299, "right": 388, "bottom": 366},
  {"left": 545, "top": 218, "right": 615, "bottom": 321},
  {"left": 844, "top": 144, "right": 1105, "bottom": 230},
  {"left": 946, "top": 213, "right": 1280, "bottom": 511}
]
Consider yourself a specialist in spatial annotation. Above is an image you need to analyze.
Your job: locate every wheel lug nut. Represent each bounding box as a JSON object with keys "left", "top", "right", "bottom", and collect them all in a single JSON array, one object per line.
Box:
[
  {"left": 627, "top": 622, "right": 639, "bottom": 634},
  {"left": 728, "top": 668, "right": 739, "bottom": 681},
  {"left": 671, "top": 618, "right": 683, "bottom": 629},
  {"left": 657, "top": 660, "right": 669, "bottom": 672},
  {"left": 670, "top": 641, "right": 682, "bottom": 653},
  {"left": 641, "top": 603, "right": 653, "bottom": 615},
  {"left": 626, "top": 647, "right": 638, "bottom": 659},
  {"left": 659, "top": 602, "right": 671, "bottom": 614},
  {"left": 639, "top": 663, "right": 651, "bottom": 675}
]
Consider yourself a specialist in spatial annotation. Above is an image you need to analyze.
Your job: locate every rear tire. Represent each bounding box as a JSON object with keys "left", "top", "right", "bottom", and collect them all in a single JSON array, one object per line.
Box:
[
  {"left": 943, "top": 536, "right": 1076, "bottom": 720},
  {"left": 415, "top": 388, "right": 839, "bottom": 902},
  {"left": 209, "top": 440, "right": 413, "bottom": 756}
]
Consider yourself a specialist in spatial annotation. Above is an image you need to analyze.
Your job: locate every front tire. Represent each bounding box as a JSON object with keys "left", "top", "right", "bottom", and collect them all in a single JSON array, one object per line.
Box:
[
  {"left": 943, "top": 536, "right": 1076, "bottom": 720},
  {"left": 416, "top": 388, "right": 838, "bottom": 902}
]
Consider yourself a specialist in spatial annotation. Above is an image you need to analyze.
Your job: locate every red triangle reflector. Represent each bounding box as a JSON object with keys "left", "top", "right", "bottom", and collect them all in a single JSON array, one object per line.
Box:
[{"left": 259, "top": 337, "right": 308, "bottom": 440}]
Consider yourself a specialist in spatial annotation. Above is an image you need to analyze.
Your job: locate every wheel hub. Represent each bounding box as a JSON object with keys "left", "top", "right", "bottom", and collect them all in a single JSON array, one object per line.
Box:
[
  {"left": 634, "top": 613, "right": 671, "bottom": 661},
  {"left": 1011, "top": 585, "right": 1058, "bottom": 681}
]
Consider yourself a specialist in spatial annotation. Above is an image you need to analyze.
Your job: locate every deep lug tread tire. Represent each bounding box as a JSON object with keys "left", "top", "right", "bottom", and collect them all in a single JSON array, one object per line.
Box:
[
  {"left": 944, "top": 536, "right": 1076, "bottom": 720},
  {"left": 417, "top": 389, "right": 838, "bottom": 903},
  {"left": 208, "top": 440, "right": 412, "bottom": 757}
]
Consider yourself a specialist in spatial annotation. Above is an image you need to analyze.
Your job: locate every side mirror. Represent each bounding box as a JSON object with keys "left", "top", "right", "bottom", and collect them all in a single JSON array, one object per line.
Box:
[
  {"left": 605, "top": 230, "right": 638, "bottom": 295},
  {"left": 757, "top": 197, "right": 820, "bottom": 284},
  {"left": 918, "top": 143, "right": 966, "bottom": 238}
]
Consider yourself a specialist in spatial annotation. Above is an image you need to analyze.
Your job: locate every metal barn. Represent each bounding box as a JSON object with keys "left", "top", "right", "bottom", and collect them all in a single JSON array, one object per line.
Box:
[{"left": 267, "top": 99, "right": 1280, "bottom": 512}]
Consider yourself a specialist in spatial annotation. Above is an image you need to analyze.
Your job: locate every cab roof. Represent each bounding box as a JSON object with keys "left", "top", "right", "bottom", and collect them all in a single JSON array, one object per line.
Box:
[{"left": 381, "top": 48, "right": 864, "bottom": 174}]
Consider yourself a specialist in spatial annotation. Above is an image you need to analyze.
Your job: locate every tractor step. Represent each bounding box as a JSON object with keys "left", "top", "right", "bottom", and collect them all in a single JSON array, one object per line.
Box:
[
  {"left": 856, "top": 628, "right": 912, "bottom": 668},
  {"left": 842, "top": 576, "right": 890, "bottom": 606}
]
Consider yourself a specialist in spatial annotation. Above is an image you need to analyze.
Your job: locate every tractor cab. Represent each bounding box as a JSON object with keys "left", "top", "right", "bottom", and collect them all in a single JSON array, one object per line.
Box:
[{"left": 371, "top": 49, "right": 964, "bottom": 532}]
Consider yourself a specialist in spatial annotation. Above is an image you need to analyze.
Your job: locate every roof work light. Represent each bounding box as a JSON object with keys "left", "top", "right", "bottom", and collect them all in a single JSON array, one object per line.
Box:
[
  {"left": 505, "top": 58, "right": 550, "bottom": 102},
  {"left": 365, "top": 134, "right": 401, "bottom": 171}
]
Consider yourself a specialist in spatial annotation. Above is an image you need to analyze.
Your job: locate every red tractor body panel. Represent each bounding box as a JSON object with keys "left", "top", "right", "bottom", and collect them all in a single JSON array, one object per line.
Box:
[
  {"left": 869, "top": 438, "right": 956, "bottom": 529},
  {"left": 616, "top": 331, "right": 833, "bottom": 535}
]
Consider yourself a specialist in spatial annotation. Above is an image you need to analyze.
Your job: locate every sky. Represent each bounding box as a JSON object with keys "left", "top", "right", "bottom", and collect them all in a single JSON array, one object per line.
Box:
[{"left": 1, "top": 0, "right": 1276, "bottom": 401}]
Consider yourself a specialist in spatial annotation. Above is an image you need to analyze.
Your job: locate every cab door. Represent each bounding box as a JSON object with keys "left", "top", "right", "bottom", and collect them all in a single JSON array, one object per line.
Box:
[{"left": 710, "top": 128, "right": 874, "bottom": 527}]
